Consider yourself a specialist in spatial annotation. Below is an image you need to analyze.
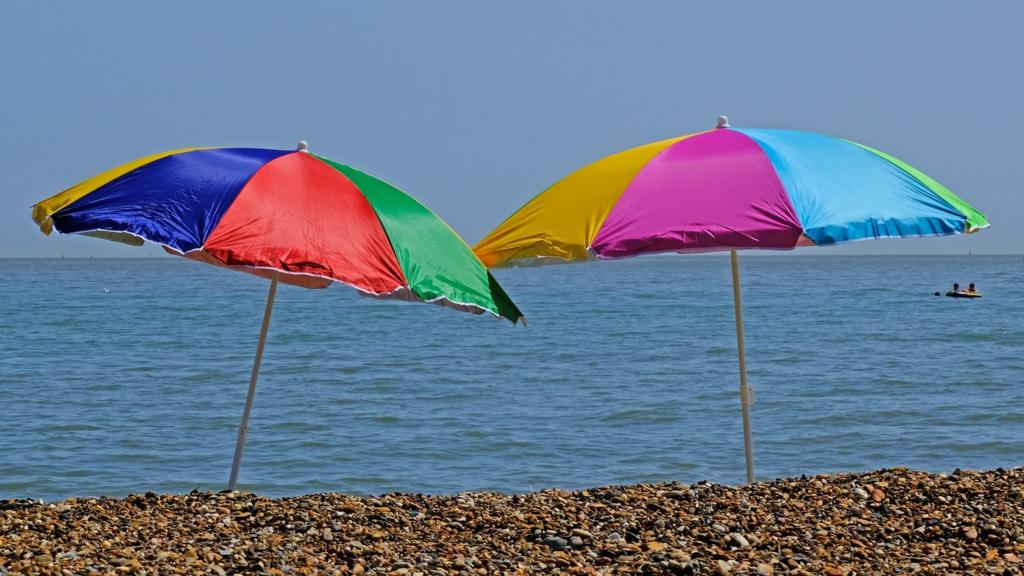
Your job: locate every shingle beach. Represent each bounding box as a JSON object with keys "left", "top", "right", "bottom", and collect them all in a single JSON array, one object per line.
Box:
[{"left": 3, "top": 468, "right": 1023, "bottom": 575}]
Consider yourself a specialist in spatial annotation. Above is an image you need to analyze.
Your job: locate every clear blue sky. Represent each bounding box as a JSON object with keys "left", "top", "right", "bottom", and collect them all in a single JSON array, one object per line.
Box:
[{"left": 3, "top": 1, "right": 1021, "bottom": 257}]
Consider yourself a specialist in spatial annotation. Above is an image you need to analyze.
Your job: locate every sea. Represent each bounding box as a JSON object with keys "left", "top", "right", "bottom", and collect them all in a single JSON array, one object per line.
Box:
[{"left": 1, "top": 255, "right": 1021, "bottom": 501}]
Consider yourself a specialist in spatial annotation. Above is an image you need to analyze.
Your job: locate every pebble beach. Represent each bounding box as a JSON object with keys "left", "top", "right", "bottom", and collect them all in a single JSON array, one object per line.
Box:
[{"left": 3, "top": 467, "right": 1023, "bottom": 575}]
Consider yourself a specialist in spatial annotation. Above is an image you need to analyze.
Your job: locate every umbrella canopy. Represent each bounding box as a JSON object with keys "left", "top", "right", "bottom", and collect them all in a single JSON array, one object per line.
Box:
[
  {"left": 34, "top": 143, "right": 522, "bottom": 322},
  {"left": 476, "top": 118, "right": 988, "bottom": 266},
  {"left": 32, "top": 142, "right": 524, "bottom": 489},
  {"left": 474, "top": 117, "right": 988, "bottom": 483}
]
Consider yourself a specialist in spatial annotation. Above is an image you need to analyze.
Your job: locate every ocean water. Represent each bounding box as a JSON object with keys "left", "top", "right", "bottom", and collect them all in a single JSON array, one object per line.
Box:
[{"left": 1, "top": 255, "right": 1021, "bottom": 501}]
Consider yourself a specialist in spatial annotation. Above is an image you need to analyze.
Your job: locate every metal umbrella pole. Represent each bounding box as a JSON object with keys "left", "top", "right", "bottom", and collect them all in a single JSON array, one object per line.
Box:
[
  {"left": 730, "top": 250, "right": 755, "bottom": 484},
  {"left": 228, "top": 270, "right": 280, "bottom": 490}
]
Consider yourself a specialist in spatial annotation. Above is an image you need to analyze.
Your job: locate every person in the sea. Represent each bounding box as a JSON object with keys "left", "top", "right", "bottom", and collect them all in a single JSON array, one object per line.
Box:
[
  {"left": 967, "top": 283, "right": 977, "bottom": 293},
  {"left": 953, "top": 283, "right": 961, "bottom": 293}
]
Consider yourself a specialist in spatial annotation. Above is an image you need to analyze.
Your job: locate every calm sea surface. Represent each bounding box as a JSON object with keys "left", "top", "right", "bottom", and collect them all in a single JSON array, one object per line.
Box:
[{"left": 1, "top": 255, "right": 1021, "bottom": 500}]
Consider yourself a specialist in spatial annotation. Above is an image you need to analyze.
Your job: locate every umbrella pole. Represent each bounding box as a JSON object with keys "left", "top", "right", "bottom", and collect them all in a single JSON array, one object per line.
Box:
[
  {"left": 228, "top": 271, "right": 280, "bottom": 491},
  {"left": 730, "top": 250, "right": 755, "bottom": 484}
]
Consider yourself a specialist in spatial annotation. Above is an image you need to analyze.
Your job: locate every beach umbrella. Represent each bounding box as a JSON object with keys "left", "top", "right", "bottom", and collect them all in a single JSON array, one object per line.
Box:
[
  {"left": 32, "top": 142, "right": 524, "bottom": 490},
  {"left": 474, "top": 117, "right": 988, "bottom": 483}
]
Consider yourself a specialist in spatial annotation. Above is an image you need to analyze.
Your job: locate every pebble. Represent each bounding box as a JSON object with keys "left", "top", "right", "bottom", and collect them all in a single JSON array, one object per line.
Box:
[
  {"left": 728, "top": 532, "right": 750, "bottom": 549},
  {"left": 0, "top": 468, "right": 1022, "bottom": 575},
  {"left": 539, "top": 536, "right": 568, "bottom": 550}
]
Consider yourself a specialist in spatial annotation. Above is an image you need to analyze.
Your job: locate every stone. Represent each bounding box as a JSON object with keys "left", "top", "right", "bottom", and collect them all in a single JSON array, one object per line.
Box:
[
  {"left": 540, "top": 536, "right": 568, "bottom": 550},
  {"left": 571, "top": 528, "right": 593, "bottom": 539},
  {"left": 645, "top": 541, "right": 667, "bottom": 552},
  {"left": 728, "top": 533, "right": 750, "bottom": 549},
  {"left": 853, "top": 488, "right": 869, "bottom": 500},
  {"left": 569, "top": 536, "right": 583, "bottom": 547}
]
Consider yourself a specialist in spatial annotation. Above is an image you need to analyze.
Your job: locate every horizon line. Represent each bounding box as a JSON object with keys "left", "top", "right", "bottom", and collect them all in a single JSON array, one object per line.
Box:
[{"left": 2, "top": 253, "right": 1021, "bottom": 261}]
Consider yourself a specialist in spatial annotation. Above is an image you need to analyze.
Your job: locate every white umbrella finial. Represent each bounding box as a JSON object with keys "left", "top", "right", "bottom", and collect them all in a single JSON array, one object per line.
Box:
[
  {"left": 297, "top": 140, "right": 309, "bottom": 152},
  {"left": 717, "top": 115, "right": 730, "bottom": 129}
]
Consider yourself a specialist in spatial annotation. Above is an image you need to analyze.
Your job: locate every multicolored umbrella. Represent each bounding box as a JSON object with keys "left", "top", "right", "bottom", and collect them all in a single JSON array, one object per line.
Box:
[
  {"left": 33, "top": 142, "right": 524, "bottom": 489},
  {"left": 475, "top": 117, "right": 988, "bottom": 482}
]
